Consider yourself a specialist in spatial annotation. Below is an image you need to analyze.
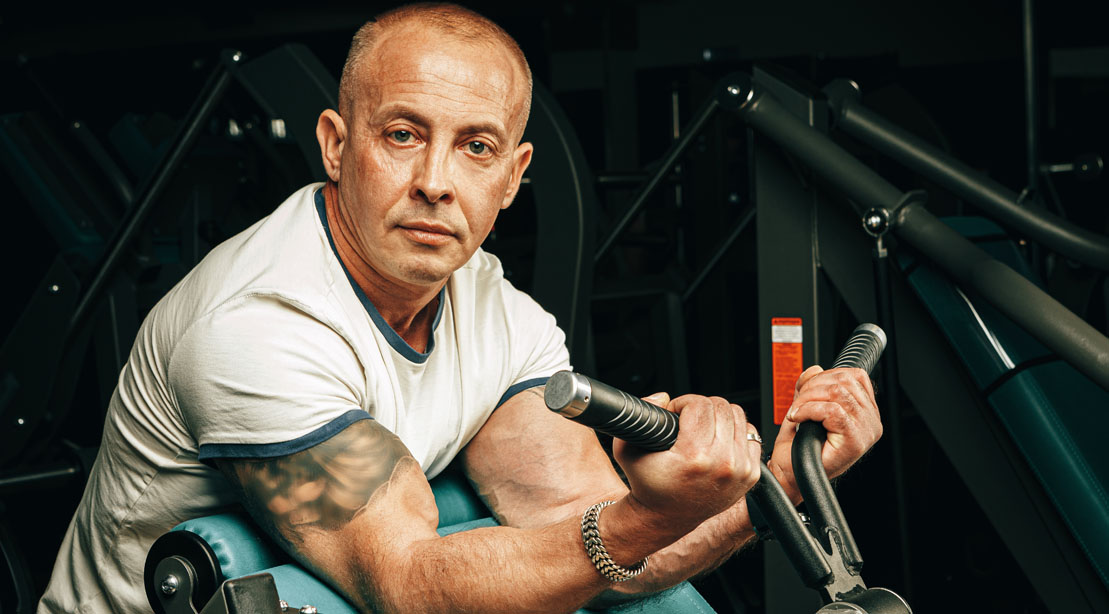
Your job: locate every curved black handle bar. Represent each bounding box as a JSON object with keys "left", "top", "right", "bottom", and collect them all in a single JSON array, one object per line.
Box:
[{"left": 794, "top": 323, "right": 886, "bottom": 573}]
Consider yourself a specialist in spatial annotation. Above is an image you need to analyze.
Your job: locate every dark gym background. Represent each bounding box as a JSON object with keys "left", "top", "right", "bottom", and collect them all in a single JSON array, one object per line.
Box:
[{"left": 2, "top": 1, "right": 1108, "bottom": 612}]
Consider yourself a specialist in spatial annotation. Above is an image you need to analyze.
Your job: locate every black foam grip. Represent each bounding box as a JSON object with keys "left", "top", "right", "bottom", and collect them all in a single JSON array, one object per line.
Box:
[
  {"left": 545, "top": 372, "right": 678, "bottom": 451},
  {"left": 829, "top": 322, "right": 886, "bottom": 372}
]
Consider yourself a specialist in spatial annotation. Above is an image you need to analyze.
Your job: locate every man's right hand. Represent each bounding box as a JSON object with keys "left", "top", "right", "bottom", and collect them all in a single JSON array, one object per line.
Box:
[{"left": 613, "top": 393, "right": 763, "bottom": 534}]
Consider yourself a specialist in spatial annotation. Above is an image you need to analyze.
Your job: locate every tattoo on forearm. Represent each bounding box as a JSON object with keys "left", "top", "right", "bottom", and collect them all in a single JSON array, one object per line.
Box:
[{"left": 222, "top": 419, "right": 411, "bottom": 546}]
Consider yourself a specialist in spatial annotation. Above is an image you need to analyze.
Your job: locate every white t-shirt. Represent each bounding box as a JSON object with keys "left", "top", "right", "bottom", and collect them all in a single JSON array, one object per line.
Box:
[{"left": 38, "top": 183, "right": 570, "bottom": 614}]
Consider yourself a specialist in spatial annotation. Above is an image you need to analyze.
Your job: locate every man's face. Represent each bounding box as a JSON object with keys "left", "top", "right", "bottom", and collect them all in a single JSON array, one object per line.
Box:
[{"left": 335, "top": 25, "right": 531, "bottom": 290}]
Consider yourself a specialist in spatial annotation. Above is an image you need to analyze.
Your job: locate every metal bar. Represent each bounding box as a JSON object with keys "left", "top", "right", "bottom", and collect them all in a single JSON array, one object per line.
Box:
[
  {"left": 894, "top": 201, "right": 1109, "bottom": 391},
  {"left": 824, "top": 81, "right": 1109, "bottom": 270},
  {"left": 594, "top": 95, "right": 720, "bottom": 263},
  {"left": 1024, "top": 0, "right": 1040, "bottom": 196},
  {"left": 0, "top": 464, "right": 78, "bottom": 491},
  {"left": 747, "top": 464, "right": 834, "bottom": 588},
  {"left": 68, "top": 56, "right": 237, "bottom": 333},
  {"left": 732, "top": 77, "right": 1109, "bottom": 393},
  {"left": 681, "top": 206, "right": 755, "bottom": 302},
  {"left": 740, "top": 88, "right": 901, "bottom": 215},
  {"left": 872, "top": 248, "right": 914, "bottom": 600},
  {"left": 70, "top": 119, "right": 135, "bottom": 207}
]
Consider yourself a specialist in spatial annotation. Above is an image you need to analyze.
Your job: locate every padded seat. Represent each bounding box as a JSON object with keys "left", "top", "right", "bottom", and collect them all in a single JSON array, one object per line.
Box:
[
  {"left": 896, "top": 216, "right": 1109, "bottom": 590},
  {"left": 155, "top": 468, "right": 718, "bottom": 613}
]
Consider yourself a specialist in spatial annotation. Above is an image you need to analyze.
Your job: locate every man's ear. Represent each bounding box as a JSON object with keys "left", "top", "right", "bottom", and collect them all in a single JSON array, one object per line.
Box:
[
  {"left": 501, "top": 142, "right": 533, "bottom": 210},
  {"left": 316, "top": 109, "right": 346, "bottom": 183}
]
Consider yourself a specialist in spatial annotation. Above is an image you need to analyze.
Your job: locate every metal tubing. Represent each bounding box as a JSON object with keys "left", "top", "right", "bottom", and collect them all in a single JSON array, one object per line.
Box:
[
  {"left": 794, "top": 423, "right": 863, "bottom": 572},
  {"left": 895, "top": 201, "right": 1109, "bottom": 391},
  {"left": 872, "top": 249, "right": 914, "bottom": 599},
  {"left": 0, "top": 464, "right": 78, "bottom": 491},
  {"left": 743, "top": 93, "right": 902, "bottom": 215},
  {"left": 747, "top": 463, "right": 834, "bottom": 588},
  {"left": 1024, "top": 0, "right": 1040, "bottom": 196},
  {"left": 826, "top": 84, "right": 1109, "bottom": 270},
  {"left": 681, "top": 206, "right": 756, "bottom": 302},
  {"left": 734, "top": 78, "right": 1109, "bottom": 393},
  {"left": 69, "top": 61, "right": 235, "bottom": 333},
  {"left": 594, "top": 95, "right": 720, "bottom": 263}
]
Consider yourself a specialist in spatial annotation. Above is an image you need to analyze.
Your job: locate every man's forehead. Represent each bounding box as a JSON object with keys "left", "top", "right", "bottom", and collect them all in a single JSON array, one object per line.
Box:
[{"left": 358, "top": 22, "right": 528, "bottom": 133}]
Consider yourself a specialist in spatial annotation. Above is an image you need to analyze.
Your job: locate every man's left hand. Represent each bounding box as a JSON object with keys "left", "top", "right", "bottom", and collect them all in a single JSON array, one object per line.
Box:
[{"left": 767, "top": 365, "right": 883, "bottom": 497}]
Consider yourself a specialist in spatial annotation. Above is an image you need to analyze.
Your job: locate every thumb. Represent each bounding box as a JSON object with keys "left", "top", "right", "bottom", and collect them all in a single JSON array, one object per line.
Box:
[{"left": 642, "top": 392, "right": 671, "bottom": 409}]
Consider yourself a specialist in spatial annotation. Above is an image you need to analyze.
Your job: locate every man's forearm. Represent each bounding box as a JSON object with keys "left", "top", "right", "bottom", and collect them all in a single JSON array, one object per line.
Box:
[
  {"left": 348, "top": 494, "right": 686, "bottom": 614},
  {"left": 587, "top": 498, "right": 757, "bottom": 606},
  {"left": 589, "top": 459, "right": 812, "bottom": 607}
]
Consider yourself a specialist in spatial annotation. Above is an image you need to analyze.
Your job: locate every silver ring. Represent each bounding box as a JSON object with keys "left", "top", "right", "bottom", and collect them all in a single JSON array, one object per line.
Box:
[{"left": 746, "top": 432, "right": 763, "bottom": 444}]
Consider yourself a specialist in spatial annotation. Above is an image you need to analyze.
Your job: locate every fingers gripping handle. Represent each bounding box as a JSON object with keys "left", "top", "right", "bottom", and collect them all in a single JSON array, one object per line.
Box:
[
  {"left": 544, "top": 324, "right": 885, "bottom": 452},
  {"left": 795, "top": 323, "right": 886, "bottom": 576},
  {"left": 545, "top": 372, "right": 678, "bottom": 451}
]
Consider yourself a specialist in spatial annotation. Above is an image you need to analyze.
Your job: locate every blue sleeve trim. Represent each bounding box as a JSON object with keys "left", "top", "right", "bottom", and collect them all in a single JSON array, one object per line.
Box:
[
  {"left": 495, "top": 376, "right": 551, "bottom": 409},
  {"left": 198, "top": 409, "right": 371, "bottom": 466}
]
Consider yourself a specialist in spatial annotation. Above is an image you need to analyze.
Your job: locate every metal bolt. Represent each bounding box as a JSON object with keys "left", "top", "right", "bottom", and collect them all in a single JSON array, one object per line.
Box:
[
  {"left": 49, "top": 284, "right": 60, "bottom": 293},
  {"left": 300, "top": 606, "right": 318, "bottom": 614},
  {"left": 727, "top": 85, "right": 740, "bottom": 96},
  {"left": 279, "top": 600, "right": 290, "bottom": 611},
  {"left": 16, "top": 418, "right": 24, "bottom": 426},
  {"left": 160, "top": 575, "right": 180, "bottom": 595},
  {"left": 861, "top": 207, "right": 889, "bottom": 237},
  {"left": 231, "top": 51, "right": 243, "bottom": 62}
]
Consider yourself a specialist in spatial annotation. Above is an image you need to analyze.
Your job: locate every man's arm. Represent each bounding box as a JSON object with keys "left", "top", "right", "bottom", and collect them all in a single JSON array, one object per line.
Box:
[
  {"left": 463, "top": 387, "right": 762, "bottom": 600},
  {"left": 465, "top": 372, "right": 882, "bottom": 602},
  {"left": 218, "top": 405, "right": 758, "bottom": 614}
]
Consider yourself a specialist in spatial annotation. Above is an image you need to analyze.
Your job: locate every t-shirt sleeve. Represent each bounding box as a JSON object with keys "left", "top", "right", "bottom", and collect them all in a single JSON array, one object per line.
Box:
[
  {"left": 168, "top": 294, "right": 370, "bottom": 463},
  {"left": 494, "top": 282, "right": 573, "bottom": 408}
]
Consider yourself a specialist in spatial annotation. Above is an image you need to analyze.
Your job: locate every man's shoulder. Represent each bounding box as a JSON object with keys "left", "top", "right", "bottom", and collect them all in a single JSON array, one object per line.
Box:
[{"left": 167, "top": 184, "right": 335, "bottom": 312}]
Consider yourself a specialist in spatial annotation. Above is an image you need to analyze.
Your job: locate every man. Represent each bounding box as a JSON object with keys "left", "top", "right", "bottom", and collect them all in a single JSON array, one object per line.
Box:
[{"left": 39, "top": 4, "right": 882, "bottom": 613}]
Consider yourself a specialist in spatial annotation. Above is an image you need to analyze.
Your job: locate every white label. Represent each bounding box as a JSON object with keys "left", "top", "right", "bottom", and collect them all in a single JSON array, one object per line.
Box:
[{"left": 771, "top": 324, "right": 803, "bottom": 344}]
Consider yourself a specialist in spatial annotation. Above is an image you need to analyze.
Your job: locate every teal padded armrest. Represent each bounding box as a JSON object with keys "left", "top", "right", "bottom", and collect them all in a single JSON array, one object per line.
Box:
[
  {"left": 264, "top": 564, "right": 358, "bottom": 613},
  {"left": 174, "top": 512, "right": 285, "bottom": 581},
  {"left": 169, "top": 470, "right": 717, "bottom": 613},
  {"left": 170, "top": 512, "right": 717, "bottom": 613},
  {"left": 429, "top": 466, "right": 489, "bottom": 527},
  {"left": 595, "top": 584, "right": 716, "bottom": 614}
]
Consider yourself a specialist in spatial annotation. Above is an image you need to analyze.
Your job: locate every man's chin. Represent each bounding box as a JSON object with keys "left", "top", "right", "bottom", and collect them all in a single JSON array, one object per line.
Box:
[{"left": 394, "top": 259, "right": 457, "bottom": 286}]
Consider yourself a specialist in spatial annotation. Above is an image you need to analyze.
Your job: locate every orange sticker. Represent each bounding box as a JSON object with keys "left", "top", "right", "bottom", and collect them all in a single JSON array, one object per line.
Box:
[{"left": 771, "top": 318, "right": 803, "bottom": 424}]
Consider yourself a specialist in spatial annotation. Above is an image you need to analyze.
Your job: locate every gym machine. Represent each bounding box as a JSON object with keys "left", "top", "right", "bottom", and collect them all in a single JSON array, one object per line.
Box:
[{"left": 548, "top": 324, "right": 911, "bottom": 614}]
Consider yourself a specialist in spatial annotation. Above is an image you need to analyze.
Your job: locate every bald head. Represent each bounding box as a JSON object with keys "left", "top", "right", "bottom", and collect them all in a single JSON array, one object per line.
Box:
[{"left": 338, "top": 3, "right": 533, "bottom": 141}]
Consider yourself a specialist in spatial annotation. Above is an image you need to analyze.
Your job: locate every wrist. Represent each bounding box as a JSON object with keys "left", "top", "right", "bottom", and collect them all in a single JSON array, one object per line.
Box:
[
  {"left": 582, "top": 501, "right": 649, "bottom": 582},
  {"left": 591, "top": 495, "right": 684, "bottom": 570}
]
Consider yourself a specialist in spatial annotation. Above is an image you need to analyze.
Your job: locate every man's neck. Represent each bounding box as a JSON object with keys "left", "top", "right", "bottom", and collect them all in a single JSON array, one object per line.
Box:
[{"left": 324, "top": 182, "right": 442, "bottom": 353}]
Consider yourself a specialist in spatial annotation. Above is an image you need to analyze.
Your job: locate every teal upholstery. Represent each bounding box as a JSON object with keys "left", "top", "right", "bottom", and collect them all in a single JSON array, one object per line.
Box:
[
  {"left": 897, "top": 217, "right": 1109, "bottom": 589},
  {"left": 167, "top": 468, "right": 717, "bottom": 613}
]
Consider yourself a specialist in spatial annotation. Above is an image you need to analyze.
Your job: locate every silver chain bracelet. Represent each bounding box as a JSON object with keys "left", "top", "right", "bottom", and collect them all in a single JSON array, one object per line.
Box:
[{"left": 580, "top": 500, "right": 649, "bottom": 582}]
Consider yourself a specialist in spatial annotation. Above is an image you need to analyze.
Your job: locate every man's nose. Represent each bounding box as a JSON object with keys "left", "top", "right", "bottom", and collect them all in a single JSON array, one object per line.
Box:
[{"left": 410, "top": 144, "right": 454, "bottom": 205}]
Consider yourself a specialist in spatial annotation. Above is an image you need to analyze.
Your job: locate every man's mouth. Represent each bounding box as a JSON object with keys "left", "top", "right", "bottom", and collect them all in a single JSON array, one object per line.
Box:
[{"left": 399, "top": 221, "right": 455, "bottom": 246}]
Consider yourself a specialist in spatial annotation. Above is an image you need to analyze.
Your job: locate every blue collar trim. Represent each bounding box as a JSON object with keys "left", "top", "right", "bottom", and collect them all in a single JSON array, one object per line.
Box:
[{"left": 315, "top": 188, "right": 444, "bottom": 364}]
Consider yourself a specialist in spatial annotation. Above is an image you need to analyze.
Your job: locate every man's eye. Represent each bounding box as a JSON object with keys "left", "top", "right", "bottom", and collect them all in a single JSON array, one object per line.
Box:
[
  {"left": 467, "top": 141, "right": 487, "bottom": 155},
  {"left": 391, "top": 130, "right": 413, "bottom": 143}
]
